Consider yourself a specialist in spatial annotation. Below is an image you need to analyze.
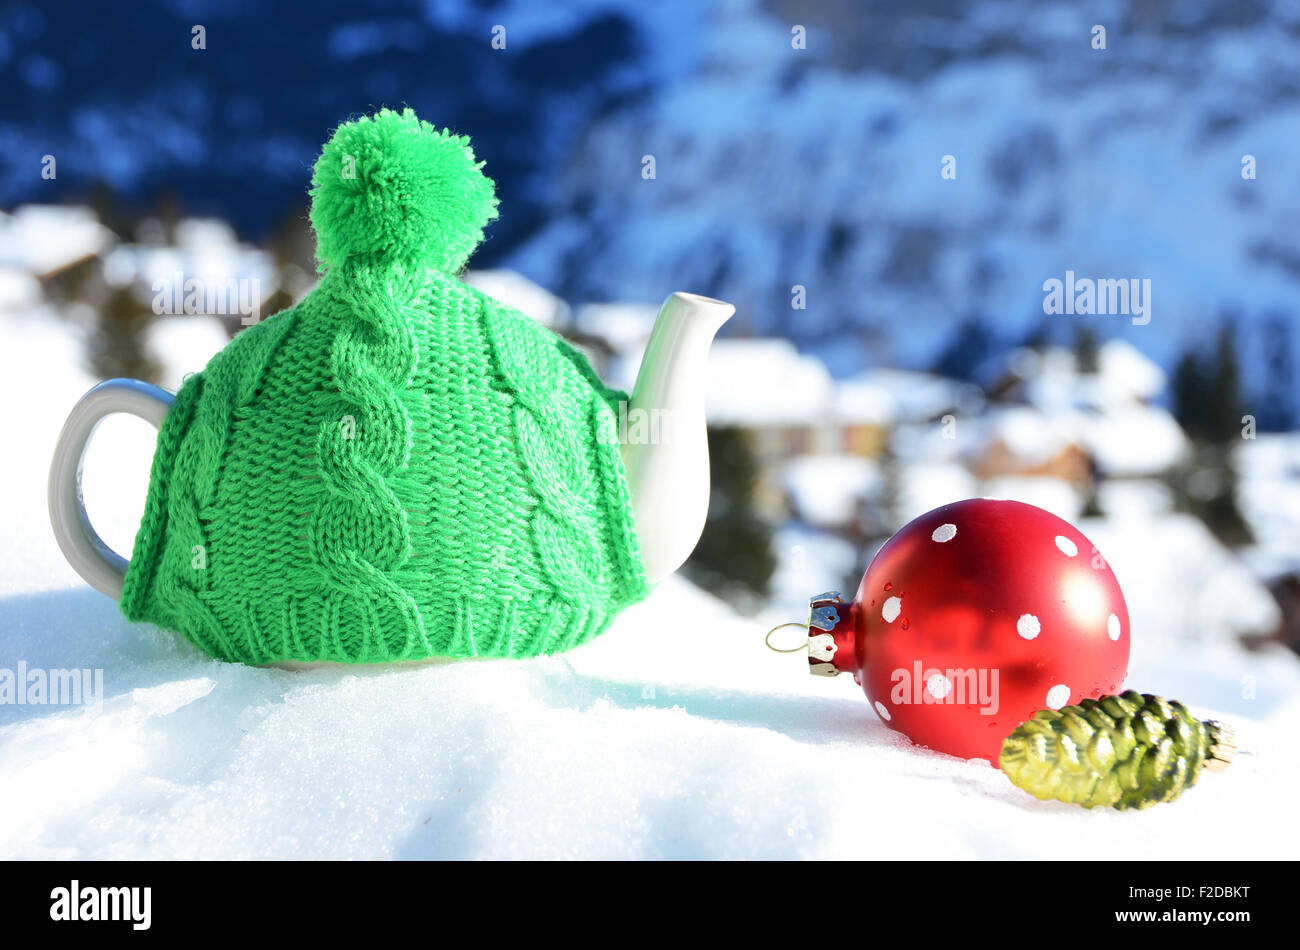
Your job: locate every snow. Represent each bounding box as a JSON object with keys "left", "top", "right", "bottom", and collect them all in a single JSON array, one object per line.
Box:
[
  {"left": 1013, "top": 341, "right": 1168, "bottom": 411},
  {"left": 846, "top": 368, "right": 984, "bottom": 423},
  {"left": 0, "top": 205, "right": 115, "bottom": 276},
  {"left": 571, "top": 301, "right": 661, "bottom": 391},
  {"left": 979, "top": 406, "right": 1077, "bottom": 466},
  {"left": 981, "top": 475, "right": 1083, "bottom": 522},
  {"left": 1082, "top": 404, "right": 1188, "bottom": 476},
  {"left": 4, "top": 304, "right": 1300, "bottom": 860},
  {"left": 145, "top": 315, "right": 230, "bottom": 391},
  {"left": 705, "top": 338, "right": 834, "bottom": 427},
  {"left": 0, "top": 266, "right": 41, "bottom": 312},
  {"left": 1097, "top": 340, "right": 1167, "bottom": 403},
  {"left": 895, "top": 460, "right": 980, "bottom": 523},
  {"left": 463, "top": 269, "right": 570, "bottom": 329},
  {"left": 1085, "top": 515, "right": 1282, "bottom": 651},
  {"left": 1237, "top": 433, "right": 1300, "bottom": 578},
  {"left": 831, "top": 377, "right": 897, "bottom": 426},
  {"left": 705, "top": 345, "right": 983, "bottom": 431},
  {"left": 782, "top": 454, "right": 881, "bottom": 529},
  {"left": 1098, "top": 479, "right": 1175, "bottom": 521},
  {"left": 573, "top": 301, "right": 658, "bottom": 355},
  {"left": 767, "top": 523, "right": 860, "bottom": 611}
]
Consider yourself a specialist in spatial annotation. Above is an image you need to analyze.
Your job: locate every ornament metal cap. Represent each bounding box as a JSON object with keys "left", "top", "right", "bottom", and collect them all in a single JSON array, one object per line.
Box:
[
  {"left": 806, "top": 590, "right": 855, "bottom": 677},
  {"left": 763, "top": 590, "right": 856, "bottom": 677}
]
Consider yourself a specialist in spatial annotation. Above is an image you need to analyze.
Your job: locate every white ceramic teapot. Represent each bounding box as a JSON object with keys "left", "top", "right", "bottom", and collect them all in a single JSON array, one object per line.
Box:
[{"left": 49, "top": 291, "right": 733, "bottom": 599}]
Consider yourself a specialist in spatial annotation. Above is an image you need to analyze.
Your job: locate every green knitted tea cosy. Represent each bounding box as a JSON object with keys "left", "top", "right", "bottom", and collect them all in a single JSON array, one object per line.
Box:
[{"left": 120, "top": 108, "right": 650, "bottom": 664}]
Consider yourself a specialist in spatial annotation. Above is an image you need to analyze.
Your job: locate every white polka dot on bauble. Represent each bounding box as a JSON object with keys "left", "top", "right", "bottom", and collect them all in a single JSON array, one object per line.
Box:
[
  {"left": 927, "top": 673, "right": 952, "bottom": 699},
  {"left": 1017, "top": 613, "right": 1041, "bottom": 640},
  {"left": 931, "top": 523, "right": 957, "bottom": 543},
  {"left": 1055, "top": 535, "right": 1078, "bottom": 557},
  {"left": 1046, "top": 684, "right": 1071, "bottom": 709},
  {"left": 874, "top": 701, "right": 892, "bottom": 722},
  {"left": 1108, "top": 613, "right": 1122, "bottom": 641},
  {"left": 882, "top": 596, "right": 902, "bottom": 623}
]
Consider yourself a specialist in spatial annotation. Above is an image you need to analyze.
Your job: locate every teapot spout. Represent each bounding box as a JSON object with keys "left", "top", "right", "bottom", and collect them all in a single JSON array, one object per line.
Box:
[{"left": 620, "top": 292, "right": 734, "bottom": 584}]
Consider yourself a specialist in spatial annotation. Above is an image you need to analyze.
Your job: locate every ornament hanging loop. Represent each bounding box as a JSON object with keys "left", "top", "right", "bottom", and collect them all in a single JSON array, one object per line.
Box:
[{"left": 764, "top": 621, "right": 809, "bottom": 654}]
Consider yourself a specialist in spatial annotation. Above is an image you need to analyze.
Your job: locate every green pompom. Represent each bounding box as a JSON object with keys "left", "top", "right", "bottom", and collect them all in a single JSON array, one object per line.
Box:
[
  {"left": 1000, "top": 690, "right": 1235, "bottom": 810},
  {"left": 309, "top": 107, "right": 499, "bottom": 273}
]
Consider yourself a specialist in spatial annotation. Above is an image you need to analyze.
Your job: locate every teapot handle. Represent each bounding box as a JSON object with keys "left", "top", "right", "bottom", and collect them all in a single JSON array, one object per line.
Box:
[{"left": 48, "top": 378, "right": 175, "bottom": 599}]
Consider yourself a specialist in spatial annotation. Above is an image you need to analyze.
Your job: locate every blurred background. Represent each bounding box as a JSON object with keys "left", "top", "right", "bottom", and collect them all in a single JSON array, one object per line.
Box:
[{"left": 2, "top": 0, "right": 1298, "bottom": 682}]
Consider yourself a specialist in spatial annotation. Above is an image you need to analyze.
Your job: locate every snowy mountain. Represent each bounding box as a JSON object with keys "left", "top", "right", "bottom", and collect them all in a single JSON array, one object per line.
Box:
[
  {"left": 0, "top": 0, "right": 703, "bottom": 253},
  {"left": 504, "top": 0, "right": 1300, "bottom": 409},
  {"left": 7, "top": 0, "right": 1299, "bottom": 417}
]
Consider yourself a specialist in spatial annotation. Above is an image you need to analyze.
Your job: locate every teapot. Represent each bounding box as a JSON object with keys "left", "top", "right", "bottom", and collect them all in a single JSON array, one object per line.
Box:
[{"left": 48, "top": 108, "right": 733, "bottom": 665}]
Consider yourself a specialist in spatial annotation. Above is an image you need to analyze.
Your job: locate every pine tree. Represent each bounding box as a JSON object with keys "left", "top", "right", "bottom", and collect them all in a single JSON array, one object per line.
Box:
[
  {"left": 1168, "top": 320, "right": 1253, "bottom": 547},
  {"left": 682, "top": 426, "right": 776, "bottom": 603},
  {"left": 1017, "top": 314, "right": 1056, "bottom": 350},
  {"left": 85, "top": 180, "right": 133, "bottom": 243},
  {"left": 1171, "top": 351, "right": 1209, "bottom": 441},
  {"left": 1073, "top": 324, "right": 1099, "bottom": 375},
  {"left": 1080, "top": 457, "right": 1104, "bottom": 517},
  {"left": 1259, "top": 314, "right": 1295, "bottom": 431},
  {"left": 1209, "top": 322, "right": 1243, "bottom": 440},
  {"left": 933, "top": 316, "right": 995, "bottom": 383}
]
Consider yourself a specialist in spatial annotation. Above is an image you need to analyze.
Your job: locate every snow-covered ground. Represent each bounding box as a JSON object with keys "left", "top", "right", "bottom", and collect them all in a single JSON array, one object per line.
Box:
[{"left": 3, "top": 305, "right": 1300, "bottom": 860}]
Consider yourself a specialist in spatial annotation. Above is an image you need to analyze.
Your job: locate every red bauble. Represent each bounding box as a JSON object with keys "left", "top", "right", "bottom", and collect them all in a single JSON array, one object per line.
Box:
[{"left": 805, "top": 499, "right": 1130, "bottom": 763}]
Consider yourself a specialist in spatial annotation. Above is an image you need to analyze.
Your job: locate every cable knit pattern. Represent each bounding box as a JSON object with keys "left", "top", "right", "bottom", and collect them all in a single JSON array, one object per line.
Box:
[
  {"left": 308, "top": 263, "right": 431, "bottom": 662},
  {"left": 122, "top": 306, "right": 299, "bottom": 662},
  {"left": 119, "top": 109, "right": 650, "bottom": 664},
  {"left": 485, "top": 303, "right": 603, "bottom": 606}
]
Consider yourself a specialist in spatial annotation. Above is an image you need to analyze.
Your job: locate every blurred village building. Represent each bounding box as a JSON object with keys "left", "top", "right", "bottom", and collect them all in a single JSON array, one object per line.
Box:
[{"left": 3, "top": 206, "right": 1298, "bottom": 656}]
